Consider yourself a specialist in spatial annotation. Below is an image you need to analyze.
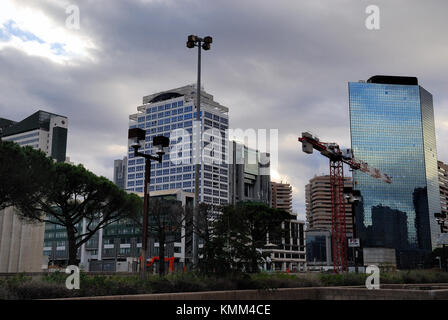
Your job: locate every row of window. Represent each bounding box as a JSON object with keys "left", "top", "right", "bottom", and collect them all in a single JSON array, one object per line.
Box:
[
  {"left": 144, "top": 101, "right": 185, "bottom": 114},
  {"left": 3, "top": 131, "right": 39, "bottom": 142}
]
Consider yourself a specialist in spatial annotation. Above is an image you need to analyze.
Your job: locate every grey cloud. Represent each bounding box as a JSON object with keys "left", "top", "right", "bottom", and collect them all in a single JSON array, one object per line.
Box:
[{"left": 1, "top": 0, "right": 448, "bottom": 215}]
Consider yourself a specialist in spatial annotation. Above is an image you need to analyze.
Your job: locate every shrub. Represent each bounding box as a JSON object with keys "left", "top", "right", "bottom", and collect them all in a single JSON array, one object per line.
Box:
[{"left": 12, "top": 281, "right": 74, "bottom": 300}]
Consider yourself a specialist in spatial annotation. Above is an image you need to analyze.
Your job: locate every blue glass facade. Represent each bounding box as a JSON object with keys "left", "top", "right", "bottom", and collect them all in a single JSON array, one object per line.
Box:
[
  {"left": 126, "top": 87, "right": 230, "bottom": 206},
  {"left": 349, "top": 78, "right": 441, "bottom": 265}
]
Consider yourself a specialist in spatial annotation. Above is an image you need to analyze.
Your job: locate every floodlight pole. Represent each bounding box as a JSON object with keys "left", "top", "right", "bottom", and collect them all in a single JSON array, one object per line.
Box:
[
  {"left": 193, "top": 41, "right": 202, "bottom": 269},
  {"left": 187, "top": 34, "right": 212, "bottom": 269}
]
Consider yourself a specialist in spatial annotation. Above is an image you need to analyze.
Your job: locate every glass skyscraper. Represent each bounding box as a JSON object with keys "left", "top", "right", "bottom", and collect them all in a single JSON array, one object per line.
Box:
[
  {"left": 126, "top": 85, "right": 230, "bottom": 206},
  {"left": 349, "top": 75, "right": 441, "bottom": 267}
]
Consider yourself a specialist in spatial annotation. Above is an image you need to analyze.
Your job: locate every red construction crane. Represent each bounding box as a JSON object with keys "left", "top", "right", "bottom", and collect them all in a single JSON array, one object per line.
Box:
[{"left": 298, "top": 132, "right": 391, "bottom": 273}]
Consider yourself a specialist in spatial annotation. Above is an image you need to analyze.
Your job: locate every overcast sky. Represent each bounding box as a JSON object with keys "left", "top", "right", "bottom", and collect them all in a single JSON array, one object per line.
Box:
[{"left": 1, "top": 0, "right": 448, "bottom": 219}]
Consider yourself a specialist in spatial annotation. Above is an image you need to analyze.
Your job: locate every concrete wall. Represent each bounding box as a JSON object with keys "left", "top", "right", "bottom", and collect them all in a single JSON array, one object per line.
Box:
[
  {"left": 53, "top": 285, "right": 448, "bottom": 300},
  {"left": 0, "top": 207, "right": 44, "bottom": 272}
]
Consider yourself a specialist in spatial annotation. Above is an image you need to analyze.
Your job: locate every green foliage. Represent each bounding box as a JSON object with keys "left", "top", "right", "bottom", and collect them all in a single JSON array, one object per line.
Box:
[
  {"left": 18, "top": 161, "right": 143, "bottom": 264},
  {"left": 200, "top": 201, "right": 292, "bottom": 274},
  {"left": 0, "top": 140, "right": 53, "bottom": 210},
  {"left": 319, "top": 273, "right": 368, "bottom": 286}
]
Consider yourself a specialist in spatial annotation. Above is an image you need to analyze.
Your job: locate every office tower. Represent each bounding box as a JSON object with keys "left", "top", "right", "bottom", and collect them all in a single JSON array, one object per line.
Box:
[
  {"left": 271, "top": 182, "right": 292, "bottom": 213},
  {"left": 0, "top": 110, "right": 68, "bottom": 162},
  {"left": 349, "top": 75, "right": 441, "bottom": 266},
  {"left": 228, "top": 141, "right": 271, "bottom": 205},
  {"left": 438, "top": 161, "right": 448, "bottom": 222},
  {"left": 113, "top": 156, "right": 128, "bottom": 190},
  {"left": 126, "top": 85, "right": 229, "bottom": 206},
  {"left": 305, "top": 175, "right": 353, "bottom": 234},
  {"left": 0, "top": 110, "right": 68, "bottom": 272}
]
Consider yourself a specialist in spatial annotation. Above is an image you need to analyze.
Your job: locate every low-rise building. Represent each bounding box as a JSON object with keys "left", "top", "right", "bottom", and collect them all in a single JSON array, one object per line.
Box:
[
  {"left": 43, "top": 189, "right": 194, "bottom": 272},
  {"left": 263, "top": 215, "right": 306, "bottom": 272}
]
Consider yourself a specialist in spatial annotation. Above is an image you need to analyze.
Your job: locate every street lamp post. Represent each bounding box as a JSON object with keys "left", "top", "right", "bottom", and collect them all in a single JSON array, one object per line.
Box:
[
  {"left": 435, "top": 212, "right": 447, "bottom": 272},
  {"left": 128, "top": 128, "right": 169, "bottom": 279},
  {"left": 186, "top": 34, "right": 213, "bottom": 268},
  {"left": 344, "top": 187, "right": 361, "bottom": 273}
]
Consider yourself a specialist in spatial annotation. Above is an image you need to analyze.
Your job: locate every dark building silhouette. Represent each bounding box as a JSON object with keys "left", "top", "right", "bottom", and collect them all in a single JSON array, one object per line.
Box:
[{"left": 368, "top": 205, "right": 409, "bottom": 250}]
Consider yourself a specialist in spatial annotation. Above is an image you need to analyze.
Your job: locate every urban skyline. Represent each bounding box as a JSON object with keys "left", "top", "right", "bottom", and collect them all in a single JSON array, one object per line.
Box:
[{"left": 1, "top": 1, "right": 448, "bottom": 219}]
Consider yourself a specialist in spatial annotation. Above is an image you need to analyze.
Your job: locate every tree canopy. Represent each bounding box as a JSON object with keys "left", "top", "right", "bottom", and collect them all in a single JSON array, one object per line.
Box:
[
  {"left": 200, "top": 201, "right": 293, "bottom": 274},
  {"left": 0, "top": 140, "right": 53, "bottom": 210},
  {"left": 0, "top": 140, "right": 143, "bottom": 265}
]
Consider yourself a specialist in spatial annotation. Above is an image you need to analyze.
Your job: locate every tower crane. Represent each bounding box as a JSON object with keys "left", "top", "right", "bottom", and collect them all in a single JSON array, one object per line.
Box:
[{"left": 298, "top": 132, "right": 391, "bottom": 273}]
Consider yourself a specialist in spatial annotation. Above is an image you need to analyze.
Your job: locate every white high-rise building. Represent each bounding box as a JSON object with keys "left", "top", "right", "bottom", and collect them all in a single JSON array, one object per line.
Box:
[
  {"left": 126, "top": 85, "right": 230, "bottom": 205},
  {"left": 0, "top": 110, "right": 68, "bottom": 162}
]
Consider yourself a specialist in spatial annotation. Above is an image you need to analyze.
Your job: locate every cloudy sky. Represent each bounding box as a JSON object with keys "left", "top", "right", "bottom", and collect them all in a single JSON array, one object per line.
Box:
[{"left": 1, "top": 0, "right": 448, "bottom": 218}]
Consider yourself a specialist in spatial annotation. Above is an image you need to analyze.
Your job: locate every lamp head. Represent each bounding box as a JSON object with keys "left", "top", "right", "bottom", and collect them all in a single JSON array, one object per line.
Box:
[
  {"left": 153, "top": 135, "right": 170, "bottom": 156},
  {"left": 188, "top": 34, "right": 197, "bottom": 42},
  {"left": 202, "top": 42, "right": 211, "bottom": 50},
  {"left": 128, "top": 128, "right": 146, "bottom": 150}
]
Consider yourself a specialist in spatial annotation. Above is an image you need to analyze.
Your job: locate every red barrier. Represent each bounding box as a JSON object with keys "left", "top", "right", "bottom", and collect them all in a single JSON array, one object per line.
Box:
[{"left": 139, "top": 256, "right": 175, "bottom": 272}]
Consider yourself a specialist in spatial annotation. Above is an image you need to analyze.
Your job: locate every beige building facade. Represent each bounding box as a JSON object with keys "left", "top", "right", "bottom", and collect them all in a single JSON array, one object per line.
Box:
[
  {"left": 305, "top": 175, "right": 353, "bottom": 234},
  {"left": 0, "top": 207, "right": 45, "bottom": 272},
  {"left": 271, "top": 182, "right": 292, "bottom": 213}
]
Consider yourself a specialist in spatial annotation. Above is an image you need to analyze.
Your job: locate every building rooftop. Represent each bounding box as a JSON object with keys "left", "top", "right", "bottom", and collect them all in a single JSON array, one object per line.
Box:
[
  {"left": 366, "top": 75, "right": 418, "bottom": 86},
  {"left": 137, "top": 84, "right": 228, "bottom": 114},
  {"left": 1, "top": 110, "right": 67, "bottom": 137}
]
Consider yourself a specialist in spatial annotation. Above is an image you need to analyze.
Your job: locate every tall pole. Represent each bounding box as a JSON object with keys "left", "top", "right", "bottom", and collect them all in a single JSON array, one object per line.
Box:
[
  {"left": 140, "top": 157, "right": 151, "bottom": 279},
  {"left": 193, "top": 42, "right": 202, "bottom": 268}
]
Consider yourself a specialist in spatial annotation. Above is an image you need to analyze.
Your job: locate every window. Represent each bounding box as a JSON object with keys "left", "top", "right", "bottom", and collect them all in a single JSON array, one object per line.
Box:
[{"left": 183, "top": 174, "right": 191, "bottom": 180}]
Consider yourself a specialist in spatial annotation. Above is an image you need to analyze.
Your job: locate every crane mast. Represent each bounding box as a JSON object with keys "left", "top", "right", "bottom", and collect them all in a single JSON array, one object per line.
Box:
[{"left": 298, "top": 132, "right": 391, "bottom": 273}]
